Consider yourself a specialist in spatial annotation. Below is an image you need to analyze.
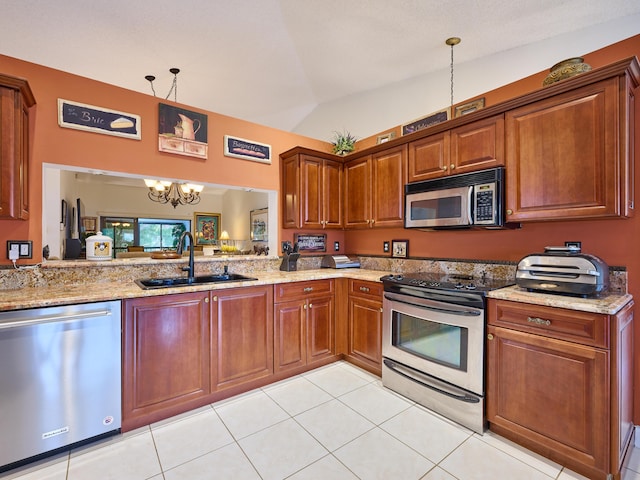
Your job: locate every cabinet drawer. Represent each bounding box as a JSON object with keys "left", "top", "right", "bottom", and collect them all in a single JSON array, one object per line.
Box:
[
  {"left": 274, "top": 280, "right": 334, "bottom": 302},
  {"left": 349, "top": 279, "right": 383, "bottom": 299},
  {"left": 489, "top": 299, "right": 609, "bottom": 348}
]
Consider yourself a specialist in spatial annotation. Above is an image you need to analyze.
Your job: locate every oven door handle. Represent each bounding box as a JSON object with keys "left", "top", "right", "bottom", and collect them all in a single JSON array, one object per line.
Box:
[
  {"left": 384, "top": 293, "right": 481, "bottom": 316},
  {"left": 383, "top": 359, "right": 480, "bottom": 404}
]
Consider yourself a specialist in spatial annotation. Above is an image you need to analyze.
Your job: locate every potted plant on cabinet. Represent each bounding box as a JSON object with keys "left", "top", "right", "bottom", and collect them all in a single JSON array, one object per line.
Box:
[{"left": 331, "top": 130, "right": 357, "bottom": 156}]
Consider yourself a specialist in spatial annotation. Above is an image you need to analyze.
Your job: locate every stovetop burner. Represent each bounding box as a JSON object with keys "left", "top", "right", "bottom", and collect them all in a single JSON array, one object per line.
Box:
[{"left": 380, "top": 272, "right": 515, "bottom": 294}]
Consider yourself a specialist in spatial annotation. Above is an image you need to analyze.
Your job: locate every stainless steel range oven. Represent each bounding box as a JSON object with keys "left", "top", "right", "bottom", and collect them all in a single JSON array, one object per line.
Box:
[{"left": 381, "top": 273, "right": 513, "bottom": 434}]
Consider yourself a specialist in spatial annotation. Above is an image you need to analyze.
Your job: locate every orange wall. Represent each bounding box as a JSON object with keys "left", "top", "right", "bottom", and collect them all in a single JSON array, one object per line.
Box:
[{"left": 0, "top": 54, "right": 347, "bottom": 260}]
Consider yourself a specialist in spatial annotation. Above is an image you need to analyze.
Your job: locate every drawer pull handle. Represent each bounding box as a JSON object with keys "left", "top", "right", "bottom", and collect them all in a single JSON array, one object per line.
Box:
[
  {"left": 527, "top": 316, "right": 551, "bottom": 326},
  {"left": 303, "top": 287, "right": 314, "bottom": 292},
  {"left": 359, "top": 286, "right": 370, "bottom": 293}
]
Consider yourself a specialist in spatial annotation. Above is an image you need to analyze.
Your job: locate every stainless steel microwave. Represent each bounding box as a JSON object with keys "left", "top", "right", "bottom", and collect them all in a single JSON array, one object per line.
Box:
[{"left": 404, "top": 167, "right": 505, "bottom": 229}]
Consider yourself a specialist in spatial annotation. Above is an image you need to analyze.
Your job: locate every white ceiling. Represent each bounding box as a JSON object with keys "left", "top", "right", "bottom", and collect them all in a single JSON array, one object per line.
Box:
[{"left": 2, "top": 0, "right": 640, "bottom": 134}]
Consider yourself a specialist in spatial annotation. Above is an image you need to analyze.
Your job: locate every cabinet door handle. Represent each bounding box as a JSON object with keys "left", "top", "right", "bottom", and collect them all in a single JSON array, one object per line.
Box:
[
  {"left": 309, "top": 303, "right": 313, "bottom": 309},
  {"left": 303, "top": 287, "right": 314, "bottom": 292},
  {"left": 487, "top": 333, "right": 494, "bottom": 340},
  {"left": 359, "top": 286, "right": 370, "bottom": 293},
  {"left": 450, "top": 164, "right": 455, "bottom": 170},
  {"left": 205, "top": 297, "right": 209, "bottom": 303},
  {"left": 303, "top": 304, "right": 307, "bottom": 310},
  {"left": 506, "top": 209, "right": 513, "bottom": 215},
  {"left": 212, "top": 296, "right": 217, "bottom": 302},
  {"left": 371, "top": 219, "right": 375, "bottom": 224},
  {"left": 442, "top": 165, "right": 448, "bottom": 171},
  {"left": 527, "top": 316, "right": 551, "bottom": 326}
]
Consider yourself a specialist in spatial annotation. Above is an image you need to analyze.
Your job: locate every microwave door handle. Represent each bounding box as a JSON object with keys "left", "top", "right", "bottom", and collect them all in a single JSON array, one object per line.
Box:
[{"left": 467, "top": 186, "right": 474, "bottom": 224}]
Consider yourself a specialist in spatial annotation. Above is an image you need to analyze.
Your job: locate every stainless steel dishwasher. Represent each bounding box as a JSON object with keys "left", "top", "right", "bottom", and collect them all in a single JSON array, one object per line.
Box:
[{"left": 0, "top": 300, "right": 121, "bottom": 472}]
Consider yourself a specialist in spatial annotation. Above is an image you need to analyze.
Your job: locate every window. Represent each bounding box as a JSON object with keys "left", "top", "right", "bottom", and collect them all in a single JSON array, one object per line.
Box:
[{"left": 101, "top": 217, "right": 190, "bottom": 256}]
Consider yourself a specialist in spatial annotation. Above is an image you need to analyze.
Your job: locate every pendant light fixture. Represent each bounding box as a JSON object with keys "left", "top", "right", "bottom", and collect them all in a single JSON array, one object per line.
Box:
[
  {"left": 445, "top": 37, "right": 461, "bottom": 108},
  {"left": 144, "top": 179, "right": 203, "bottom": 208}
]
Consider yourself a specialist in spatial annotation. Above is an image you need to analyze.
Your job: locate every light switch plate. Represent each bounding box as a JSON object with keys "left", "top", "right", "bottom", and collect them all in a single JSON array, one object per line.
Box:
[{"left": 383, "top": 241, "right": 390, "bottom": 253}]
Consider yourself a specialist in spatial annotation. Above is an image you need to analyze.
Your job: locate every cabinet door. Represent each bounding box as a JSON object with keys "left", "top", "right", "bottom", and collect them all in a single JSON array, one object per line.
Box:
[
  {"left": 371, "top": 145, "right": 406, "bottom": 228},
  {"left": 322, "top": 159, "right": 343, "bottom": 228},
  {"left": 274, "top": 299, "right": 306, "bottom": 372},
  {"left": 280, "top": 154, "right": 300, "bottom": 228},
  {"left": 348, "top": 294, "right": 382, "bottom": 375},
  {"left": 450, "top": 114, "right": 504, "bottom": 174},
  {"left": 122, "top": 292, "right": 210, "bottom": 428},
  {"left": 505, "top": 78, "right": 621, "bottom": 221},
  {"left": 211, "top": 286, "right": 273, "bottom": 391},
  {"left": 487, "top": 324, "right": 609, "bottom": 473},
  {"left": 343, "top": 156, "right": 371, "bottom": 228},
  {"left": 307, "top": 295, "right": 335, "bottom": 363},
  {"left": 300, "top": 155, "right": 323, "bottom": 229},
  {"left": 407, "top": 132, "right": 449, "bottom": 182}
]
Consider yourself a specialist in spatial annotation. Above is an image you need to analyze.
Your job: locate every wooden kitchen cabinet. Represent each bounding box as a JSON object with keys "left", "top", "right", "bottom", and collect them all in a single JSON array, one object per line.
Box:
[
  {"left": 122, "top": 292, "right": 211, "bottom": 431},
  {"left": 280, "top": 148, "right": 343, "bottom": 229},
  {"left": 346, "top": 279, "right": 383, "bottom": 376},
  {"left": 344, "top": 144, "right": 406, "bottom": 228},
  {"left": 505, "top": 69, "right": 637, "bottom": 222},
  {"left": 274, "top": 280, "right": 336, "bottom": 373},
  {"left": 487, "top": 299, "right": 634, "bottom": 480},
  {"left": 0, "top": 74, "right": 35, "bottom": 220},
  {"left": 211, "top": 285, "right": 273, "bottom": 392},
  {"left": 407, "top": 114, "right": 504, "bottom": 182}
]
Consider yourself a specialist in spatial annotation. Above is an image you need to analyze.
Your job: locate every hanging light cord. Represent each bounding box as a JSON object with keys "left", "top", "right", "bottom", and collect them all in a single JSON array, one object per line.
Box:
[
  {"left": 445, "top": 37, "right": 460, "bottom": 108},
  {"left": 145, "top": 68, "right": 180, "bottom": 101}
]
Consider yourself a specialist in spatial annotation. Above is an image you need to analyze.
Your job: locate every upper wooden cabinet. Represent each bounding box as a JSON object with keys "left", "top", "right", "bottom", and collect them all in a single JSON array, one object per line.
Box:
[
  {"left": 0, "top": 74, "right": 35, "bottom": 220},
  {"left": 344, "top": 144, "right": 407, "bottom": 228},
  {"left": 280, "top": 148, "right": 343, "bottom": 229},
  {"left": 505, "top": 62, "right": 638, "bottom": 222},
  {"left": 408, "top": 114, "right": 504, "bottom": 182}
]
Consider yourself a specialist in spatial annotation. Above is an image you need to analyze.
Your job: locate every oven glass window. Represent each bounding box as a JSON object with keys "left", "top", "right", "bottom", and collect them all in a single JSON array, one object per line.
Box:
[
  {"left": 411, "top": 197, "right": 462, "bottom": 220},
  {"left": 392, "top": 312, "right": 468, "bottom": 371}
]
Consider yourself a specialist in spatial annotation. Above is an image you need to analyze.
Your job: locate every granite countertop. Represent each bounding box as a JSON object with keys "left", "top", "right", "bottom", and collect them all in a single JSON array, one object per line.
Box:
[
  {"left": 0, "top": 268, "right": 388, "bottom": 312},
  {"left": 488, "top": 285, "right": 633, "bottom": 315},
  {"left": 0, "top": 266, "right": 631, "bottom": 315}
]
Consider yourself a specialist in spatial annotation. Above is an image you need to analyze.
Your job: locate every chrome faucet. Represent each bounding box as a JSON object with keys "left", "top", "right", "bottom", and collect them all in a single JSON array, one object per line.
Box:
[{"left": 176, "top": 231, "right": 195, "bottom": 281}]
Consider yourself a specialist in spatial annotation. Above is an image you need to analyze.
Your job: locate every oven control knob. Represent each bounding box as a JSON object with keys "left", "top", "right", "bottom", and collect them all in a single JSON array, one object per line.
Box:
[
  {"left": 466, "top": 284, "right": 477, "bottom": 290},
  {"left": 455, "top": 283, "right": 464, "bottom": 289}
]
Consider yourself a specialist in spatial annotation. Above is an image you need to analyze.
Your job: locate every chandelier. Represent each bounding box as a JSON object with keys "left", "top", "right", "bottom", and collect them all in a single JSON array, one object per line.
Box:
[{"left": 144, "top": 179, "right": 204, "bottom": 208}]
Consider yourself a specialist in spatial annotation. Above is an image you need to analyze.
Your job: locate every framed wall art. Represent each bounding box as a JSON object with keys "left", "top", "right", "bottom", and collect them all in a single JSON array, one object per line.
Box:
[
  {"left": 250, "top": 208, "right": 268, "bottom": 242},
  {"left": 193, "top": 212, "right": 221, "bottom": 246},
  {"left": 294, "top": 233, "right": 326, "bottom": 252},
  {"left": 401, "top": 108, "right": 449, "bottom": 136},
  {"left": 58, "top": 99, "right": 141, "bottom": 140},
  {"left": 158, "top": 103, "right": 208, "bottom": 159},
  {"left": 454, "top": 98, "right": 485, "bottom": 118},
  {"left": 224, "top": 135, "right": 271, "bottom": 164},
  {"left": 391, "top": 239, "right": 409, "bottom": 258}
]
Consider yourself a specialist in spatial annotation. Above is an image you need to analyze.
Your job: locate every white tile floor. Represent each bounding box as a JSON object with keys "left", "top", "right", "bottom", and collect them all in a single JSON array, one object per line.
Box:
[{"left": 2, "top": 361, "right": 640, "bottom": 480}]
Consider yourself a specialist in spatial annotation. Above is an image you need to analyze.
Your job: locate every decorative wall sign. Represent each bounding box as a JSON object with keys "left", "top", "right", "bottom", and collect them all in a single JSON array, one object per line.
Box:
[
  {"left": 158, "top": 103, "right": 208, "bottom": 159},
  {"left": 401, "top": 108, "right": 449, "bottom": 136},
  {"left": 376, "top": 131, "right": 396, "bottom": 144},
  {"left": 391, "top": 239, "right": 409, "bottom": 258},
  {"left": 81, "top": 216, "right": 97, "bottom": 233},
  {"left": 294, "top": 233, "right": 326, "bottom": 252},
  {"left": 58, "top": 99, "right": 141, "bottom": 140},
  {"left": 454, "top": 98, "right": 485, "bottom": 118},
  {"left": 250, "top": 208, "right": 268, "bottom": 242},
  {"left": 193, "top": 212, "right": 221, "bottom": 246},
  {"left": 224, "top": 135, "right": 271, "bottom": 164}
]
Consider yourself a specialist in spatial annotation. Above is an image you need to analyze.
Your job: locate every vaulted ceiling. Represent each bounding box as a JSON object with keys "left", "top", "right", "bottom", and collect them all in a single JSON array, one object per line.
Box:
[{"left": 2, "top": 0, "right": 640, "bottom": 134}]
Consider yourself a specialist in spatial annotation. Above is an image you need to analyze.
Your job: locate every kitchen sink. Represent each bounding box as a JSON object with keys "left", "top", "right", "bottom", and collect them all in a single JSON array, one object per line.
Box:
[{"left": 135, "top": 273, "right": 258, "bottom": 289}]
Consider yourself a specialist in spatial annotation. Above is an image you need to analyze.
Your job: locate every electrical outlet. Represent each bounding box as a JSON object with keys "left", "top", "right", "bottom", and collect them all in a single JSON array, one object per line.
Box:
[
  {"left": 334, "top": 241, "right": 340, "bottom": 251},
  {"left": 383, "top": 241, "right": 390, "bottom": 253},
  {"left": 6, "top": 240, "right": 32, "bottom": 260}
]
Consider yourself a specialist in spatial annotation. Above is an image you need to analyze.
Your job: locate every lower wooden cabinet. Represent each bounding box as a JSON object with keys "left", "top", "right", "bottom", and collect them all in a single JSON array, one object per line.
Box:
[
  {"left": 487, "top": 299, "right": 634, "bottom": 480},
  {"left": 122, "top": 292, "right": 211, "bottom": 430},
  {"left": 274, "top": 280, "right": 336, "bottom": 373},
  {"left": 346, "top": 279, "right": 383, "bottom": 376},
  {"left": 211, "top": 285, "right": 273, "bottom": 392}
]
